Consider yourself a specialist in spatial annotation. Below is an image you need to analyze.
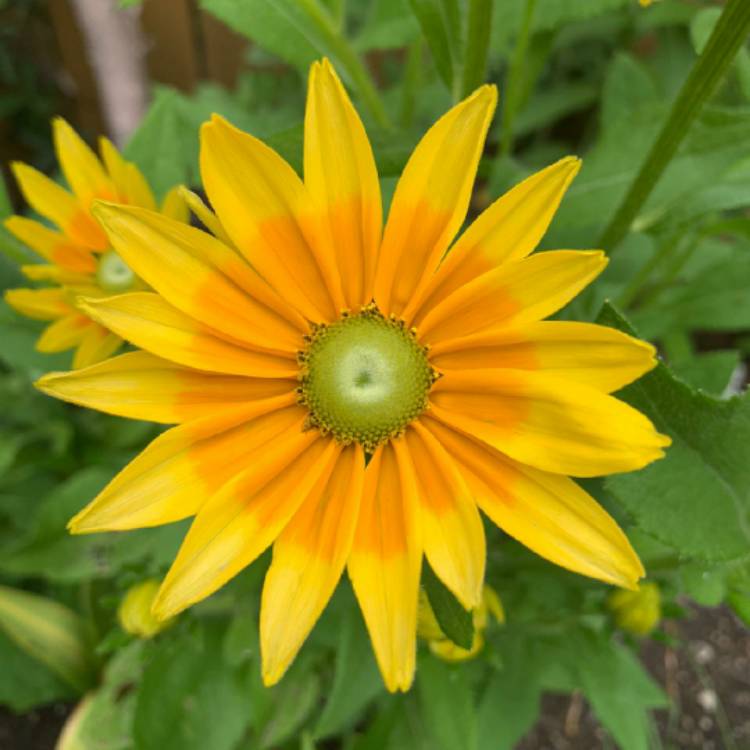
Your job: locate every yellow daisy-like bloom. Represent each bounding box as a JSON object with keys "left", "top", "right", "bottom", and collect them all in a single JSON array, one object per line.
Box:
[
  {"left": 4, "top": 119, "right": 187, "bottom": 368},
  {"left": 36, "top": 60, "right": 670, "bottom": 691}
]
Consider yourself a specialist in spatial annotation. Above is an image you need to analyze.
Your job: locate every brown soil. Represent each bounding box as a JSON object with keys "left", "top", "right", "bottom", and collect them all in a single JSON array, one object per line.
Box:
[{"left": 518, "top": 604, "right": 750, "bottom": 750}]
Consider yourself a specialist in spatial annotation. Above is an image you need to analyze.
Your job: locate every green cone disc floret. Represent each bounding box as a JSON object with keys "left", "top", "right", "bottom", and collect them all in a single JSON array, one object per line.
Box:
[
  {"left": 97, "top": 249, "right": 136, "bottom": 292},
  {"left": 299, "top": 304, "right": 437, "bottom": 451}
]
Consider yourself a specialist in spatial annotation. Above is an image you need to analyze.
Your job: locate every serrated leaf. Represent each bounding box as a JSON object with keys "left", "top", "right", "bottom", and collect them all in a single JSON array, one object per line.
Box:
[
  {"left": 598, "top": 303, "right": 750, "bottom": 562},
  {"left": 423, "top": 565, "right": 473, "bottom": 649}
]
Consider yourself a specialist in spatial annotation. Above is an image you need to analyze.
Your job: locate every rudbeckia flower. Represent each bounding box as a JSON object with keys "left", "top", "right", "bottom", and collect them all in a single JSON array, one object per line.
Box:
[
  {"left": 36, "top": 60, "right": 670, "bottom": 691},
  {"left": 4, "top": 119, "right": 187, "bottom": 368}
]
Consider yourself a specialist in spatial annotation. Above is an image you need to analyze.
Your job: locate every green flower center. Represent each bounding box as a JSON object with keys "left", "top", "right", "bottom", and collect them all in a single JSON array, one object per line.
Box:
[
  {"left": 299, "top": 305, "right": 437, "bottom": 452},
  {"left": 97, "top": 250, "right": 136, "bottom": 292}
]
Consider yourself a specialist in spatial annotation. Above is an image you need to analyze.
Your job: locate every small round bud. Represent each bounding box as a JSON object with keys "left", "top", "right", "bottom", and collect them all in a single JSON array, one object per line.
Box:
[
  {"left": 118, "top": 579, "right": 173, "bottom": 639},
  {"left": 607, "top": 581, "right": 661, "bottom": 636}
]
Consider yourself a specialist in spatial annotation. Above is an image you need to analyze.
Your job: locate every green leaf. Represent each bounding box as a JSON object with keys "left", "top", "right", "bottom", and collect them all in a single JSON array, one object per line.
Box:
[
  {"left": 124, "top": 89, "right": 190, "bottom": 199},
  {"left": 599, "top": 0, "right": 750, "bottom": 251},
  {"left": 355, "top": 0, "right": 420, "bottom": 52},
  {"left": 134, "top": 622, "right": 254, "bottom": 750},
  {"left": 461, "top": 0, "right": 493, "bottom": 97},
  {"left": 577, "top": 632, "right": 667, "bottom": 750},
  {"left": 0, "top": 627, "right": 73, "bottom": 712},
  {"left": 1, "top": 467, "right": 185, "bottom": 582},
  {"left": 477, "top": 647, "right": 540, "bottom": 750},
  {"left": 0, "top": 300, "right": 70, "bottom": 375},
  {"left": 314, "top": 606, "right": 382, "bottom": 739},
  {"left": 199, "top": 0, "right": 390, "bottom": 126},
  {"left": 57, "top": 641, "right": 143, "bottom": 750},
  {"left": 0, "top": 585, "right": 96, "bottom": 693},
  {"left": 417, "top": 654, "right": 477, "bottom": 750},
  {"left": 408, "top": 0, "right": 461, "bottom": 95},
  {"left": 598, "top": 303, "right": 750, "bottom": 562},
  {"left": 423, "top": 564, "right": 473, "bottom": 649}
]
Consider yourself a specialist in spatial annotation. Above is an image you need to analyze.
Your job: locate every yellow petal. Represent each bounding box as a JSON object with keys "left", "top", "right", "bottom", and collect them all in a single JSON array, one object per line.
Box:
[
  {"left": 99, "top": 137, "right": 157, "bottom": 210},
  {"left": 160, "top": 186, "right": 190, "bottom": 223},
  {"left": 201, "top": 115, "right": 343, "bottom": 321},
  {"left": 406, "top": 157, "right": 581, "bottom": 320},
  {"left": 430, "top": 369, "right": 670, "bottom": 477},
  {"left": 417, "top": 250, "right": 607, "bottom": 344},
  {"left": 53, "top": 118, "right": 117, "bottom": 208},
  {"left": 4, "top": 288, "right": 73, "bottom": 321},
  {"left": 11, "top": 162, "right": 107, "bottom": 250},
  {"left": 430, "top": 321, "right": 658, "bottom": 393},
  {"left": 36, "top": 351, "right": 297, "bottom": 424},
  {"left": 72, "top": 325, "right": 122, "bottom": 369},
  {"left": 373, "top": 85, "right": 497, "bottom": 317},
  {"left": 79, "top": 293, "right": 298, "bottom": 378},
  {"left": 153, "top": 434, "right": 339, "bottom": 619},
  {"left": 37, "top": 314, "right": 92, "bottom": 352},
  {"left": 4, "top": 216, "right": 96, "bottom": 273},
  {"left": 406, "top": 423, "right": 485, "bottom": 609},
  {"left": 21, "top": 265, "right": 91, "bottom": 285},
  {"left": 423, "top": 415, "right": 645, "bottom": 589},
  {"left": 348, "top": 441, "right": 421, "bottom": 692},
  {"left": 305, "top": 59, "right": 382, "bottom": 308},
  {"left": 91, "top": 202, "right": 306, "bottom": 353},
  {"left": 179, "top": 187, "right": 234, "bottom": 246},
  {"left": 261, "top": 443, "right": 365, "bottom": 685},
  {"left": 70, "top": 398, "right": 305, "bottom": 533}
]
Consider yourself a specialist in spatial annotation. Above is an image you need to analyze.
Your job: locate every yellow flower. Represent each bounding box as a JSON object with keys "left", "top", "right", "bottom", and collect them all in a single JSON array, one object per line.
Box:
[
  {"left": 3, "top": 119, "right": 188, "bottom": 368},
  {"left": 36, "top": 59, "right": 670, "bottom": 692},
  {"left": 608, "top": 581, "right": 662, "bottom": 636},
  {"left": 419, "top": 585, "right": 504, "bottom": 662},
  {"left": 118, "top": 579, "right": 174, "bottom": 639}
]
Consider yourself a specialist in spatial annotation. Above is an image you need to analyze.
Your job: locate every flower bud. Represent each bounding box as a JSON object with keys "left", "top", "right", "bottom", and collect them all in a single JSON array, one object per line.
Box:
[
  {"left": 607, "top": 581, "right": 661, "bottom": 636},
  {"left": 419, "top": 584, "right": 504, "bottom": 662},
  {"left": 118, "top": 579, "right": 173, "bottom": 639}
]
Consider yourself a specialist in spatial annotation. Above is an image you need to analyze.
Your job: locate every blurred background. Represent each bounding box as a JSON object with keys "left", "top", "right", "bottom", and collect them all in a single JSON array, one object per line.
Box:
[{"left": 1, "top": 1, "right": 750, "bottom": 749}]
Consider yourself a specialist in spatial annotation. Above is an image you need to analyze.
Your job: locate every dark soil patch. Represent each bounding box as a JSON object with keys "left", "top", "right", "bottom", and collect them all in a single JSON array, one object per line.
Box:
[{"left": 517, "top": 604, "right": 750, "bottom": 749}]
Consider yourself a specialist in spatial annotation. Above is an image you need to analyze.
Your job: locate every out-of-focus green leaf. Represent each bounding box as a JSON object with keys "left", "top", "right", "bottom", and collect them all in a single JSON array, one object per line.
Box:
[
  {"left": 57, "top": 641, "right": 143, "bottom": 750},
  {"left": 576, "top": 632, "right": 667, "bottom": 750},
  {"left": 0, "top": 300, "right": 70, "bottom": 375},
  {"left": 314, "top": 606, "right": 382, "bottom": 739},
  {"left": 598, "top": 303, "right": 750, "bottom": 562},
  {"left": 671, "top": 350, "right": 740, "bottom": 396},
  {"left": 423, "top": 564, "right": 474, "bottom": 649},
  {"left": 633, "top": 252, "right": 750, "bottom": 338},
  {"left": 0, "top": 628, "right": 73, "bottom": 712},
  {"left": 417, "top": 655, "right": 477, "bottom": 750},
  {"left": 355, "top": 0, "right": 420, "bottom": 51},
  {"left": 134, "top": 622, "right": 254, "bottom": 750},
  {"left": 199, "top": 0, "right": 390, "bottom": 126},
  {"left": 125, "top": 89, "right": 190, "bottom": 199},
  {"left": 477, "top": 653, "right": 540, "bottom": 750},
  {"left": 408, "top": 0, "right": 461, "bottom": 95},
  {"left": 1, "top": 467, "right": 185, "bottom": 581},
  {"left": 0, "top": 585, "right": 96, "bottom": 692},
  {"left": 258, "top": 657, "right": 321, "bottom": 748}
]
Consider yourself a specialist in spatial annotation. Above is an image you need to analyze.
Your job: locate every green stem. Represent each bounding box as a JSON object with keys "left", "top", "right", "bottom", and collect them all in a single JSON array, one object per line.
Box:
[
  {"left": 500, "top": 0, "right": 537, "bottom": 158},
  {"left": 461, "top": 0, "right": 493, "bottom": 98},
  {"left": 599, "top": 0, "right": 750, "bottom": 253},
  {"left": 297, "top": 0, "right": 392, "bottom": 129}
]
